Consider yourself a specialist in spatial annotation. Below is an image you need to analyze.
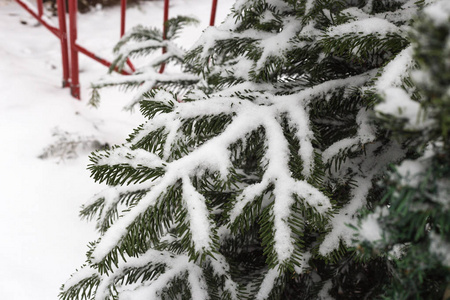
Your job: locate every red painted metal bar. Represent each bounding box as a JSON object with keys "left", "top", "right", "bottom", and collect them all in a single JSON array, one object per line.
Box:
[
  {"left": 68, "top": 0, "right": 80, "bottom": 99},
  {"left": 162, "top": 0, "right": 169, "bottom": 40},
  {"left": 14, "top": 0, "right": 70, "bottom": 88},
  {"left": 210, "top": 0, "right": 218, "bottom": 26},
  {"left": 66, "top": 0, "right": 135, "bottom": 99},
  {"left": 56, "top": 0, "right": 70, "bottom": 87},
  {"left": 126, "top": 56, "right": 136, "bottom": 72},
  {"left": 74, "top": 43, "right": 132, "bottom": 75},
  {"left": 37, "top": 0, "right": 44, "bottom": 17},
  {"left": 120, "top": 0, "right": 136, "bottom": 72},
  {"left": 158, "top": 0, "right": 169, "bottom": 74},
  {"left": 120, "top": 0, "right": 126, "bottom": 37}
]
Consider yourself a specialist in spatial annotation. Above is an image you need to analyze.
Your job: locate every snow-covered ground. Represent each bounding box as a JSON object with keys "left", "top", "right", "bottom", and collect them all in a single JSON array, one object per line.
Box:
[{"left": 0, "top": 1, "right": 232, "bottom": 299}]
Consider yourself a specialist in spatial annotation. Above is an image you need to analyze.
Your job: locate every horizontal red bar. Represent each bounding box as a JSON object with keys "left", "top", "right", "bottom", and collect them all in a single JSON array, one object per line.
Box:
[{"left": 74, "top": 43, "right": 132, "bottom": 75}]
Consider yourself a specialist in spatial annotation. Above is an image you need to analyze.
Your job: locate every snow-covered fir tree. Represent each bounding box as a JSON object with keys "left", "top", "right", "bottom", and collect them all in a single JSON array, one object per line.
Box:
[
  {"left": 353, "top": 1, "right": 450, "bottom": 299},
  {"left": 60, "top": 0, "right": 429, "bottom": 299}
]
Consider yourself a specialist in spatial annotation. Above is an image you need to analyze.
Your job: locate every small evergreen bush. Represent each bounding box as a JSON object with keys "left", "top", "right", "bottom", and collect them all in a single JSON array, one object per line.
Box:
[{"left": 353, "top": 1, "right": 450, "bottom": 298}]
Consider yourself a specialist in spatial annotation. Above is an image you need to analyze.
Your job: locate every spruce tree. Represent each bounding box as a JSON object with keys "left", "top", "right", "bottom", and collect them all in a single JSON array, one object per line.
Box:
[
  {"left": 60, "top": 0, "right": 426, "bottom": 299},
  {"left": 353, "top": 1, "right": 450, "bottom": 299}
]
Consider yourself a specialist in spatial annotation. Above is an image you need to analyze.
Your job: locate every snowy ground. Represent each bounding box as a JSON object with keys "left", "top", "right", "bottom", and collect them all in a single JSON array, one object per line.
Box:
[{"left": 0, "top": 1, "right": 231, "bottom": 299}]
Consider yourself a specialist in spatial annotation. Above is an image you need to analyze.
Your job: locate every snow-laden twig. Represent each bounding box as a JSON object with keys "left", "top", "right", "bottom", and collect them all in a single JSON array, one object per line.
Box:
[{"left": 320, "top": 141, "right": 405, "bottom": 255}]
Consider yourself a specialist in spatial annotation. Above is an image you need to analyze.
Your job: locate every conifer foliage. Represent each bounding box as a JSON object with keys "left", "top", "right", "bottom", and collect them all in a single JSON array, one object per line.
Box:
[
  {"left": 60, "top": 0, "right": 432, "bottom": 299},
  {"left": 89, "top": 15, "right": 201, "bottom": 110},
  {"left": 354, "top": 1, "right": 450, "bottom": 299}
]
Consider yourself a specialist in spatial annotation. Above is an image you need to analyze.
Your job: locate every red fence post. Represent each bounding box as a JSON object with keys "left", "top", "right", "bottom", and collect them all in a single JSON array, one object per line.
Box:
[
  {"left": 37, "top": 0, "right": 43, "bottom": 17},
  {"left": 162, "top": 0, "right": 169, "bottom": 39},
  {"left": 158, "top": 0, "right": 169, "bottom": 74},
  {"left": 15, "top": 0, "right": 71, "bottom": 89},
  {"left": 56, "top": 0, "right": 70, "bottom": 87},
  {"left": 120, "top": 0, "right": 136, "bottom": 72},
  {"left": 68, "top": 0, "right": 80, "bottom": 99},
  {"left": 210, "top": 0, "right": 218, "bottom": 26},
  {"left": 120, "top": 0, "right": 126, "bottom": 37}
]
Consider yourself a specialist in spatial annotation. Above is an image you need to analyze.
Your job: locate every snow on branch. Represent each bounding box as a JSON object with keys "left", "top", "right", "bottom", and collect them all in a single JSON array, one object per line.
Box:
[
  {"left": 322, "top": 108, "right": 375, "bottom": 163},
  {"left": 89, "top": 87, "right": 332, "bottom": 270},
  {"left": 319, "top": 142, "right": 405, "bottom": 255},
  {"left": 375, "top": 46, "right": 414, "bottom": 92},
  {"left": 182, "top": 176, "right": 215, "bottom": 252},
  {"left": 372, "top": 46, "right": 428, "bottom": 129},
  {"left": 101, "top": 250, "right": 207, "bottom": 300},
  {"left": 255, "top": 269, "right": 279, "bottom": 300},
  {"left": 326, "top": 18, "right": 401, "bottom": 36},
  {"left": 94, "top": 72, "right": 199, "bottom": 89},
  {"left": 255, "top": 16, "right": 302, "bottom": 71},
  {"left": 78, "top": 247, "right": 239, "bottom": 300}
]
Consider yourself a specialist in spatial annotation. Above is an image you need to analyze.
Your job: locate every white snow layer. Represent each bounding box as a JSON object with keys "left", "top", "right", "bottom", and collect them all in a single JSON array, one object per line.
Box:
[
  {"left": 429, "top": 232, "right": 450, "bottom": 267},
  {"left": 0, "top": 1, "right": 232, "bottom": 299},
  {"left": 374, "top": 47, "right": 426, "bottom": 129},
  {"left": 118, "top": 255, "right": 202, "bottom": 300},
  {"left": 255, "top": 269, "right": 279, "bottom": 300},
  {"left": 320, "top": 142, "right": 405, "bottom": 255},
  {"left": 358, "top": 207, "right": 389, "bottom": 243},
  {"left": 182, "top": 177, "right": 214, "bottom": 252},
  {"left": 255, "top": 16, "right": 302, "bottom": 70},
  {"left": 326, "top": 17, "right": 400, "bottom": 36},
  {"left": 376, "top": 46, "right": 414, "bottom": 92},
  {"left": 424, "top": 0, "right": 450, "bottom": 26},
  {"left": 395, "top": 159, "right": 426, "bottom": 187},
  {"left": 317, "top": 280, "right": 334, "bottom": 300}
]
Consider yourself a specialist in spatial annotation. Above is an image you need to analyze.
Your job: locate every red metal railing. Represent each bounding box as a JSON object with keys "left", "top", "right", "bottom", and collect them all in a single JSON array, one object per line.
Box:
[
  {"left": 210, "top": 0, "right": 218, "bottom": 27},
  {"left": 15, "top": 0, "right": 70, "bottom": 88},
  {"left": 15, "top": 0, "right": 219, "bottom": 100},
  {"left": 67, "top": 0, "right": 134, "bottom": 98}
]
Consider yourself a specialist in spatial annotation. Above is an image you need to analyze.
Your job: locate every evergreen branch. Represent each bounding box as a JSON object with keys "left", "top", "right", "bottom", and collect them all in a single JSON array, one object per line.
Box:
[
  {"left": 80, "top": 188, "right": 149, "bottom": 234},
  {"left": 89, "top": 164, "right": 165, "bottom": 186},
  {"left": 114, "top": 25, "right": 163, "bottom": 53},
  {"left": 91, "top": 16, "right": 200, "bottom": 109},
  {"left": 165, "top": 16, "right": 200, "bottom": 40},
  {"left": 320, "top": 141, "right": 406, "bottom": 256},
  {"left": 60, "top": 269, "right": 100, "bottom": 300}
]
